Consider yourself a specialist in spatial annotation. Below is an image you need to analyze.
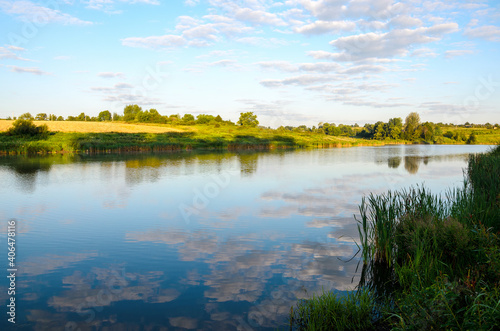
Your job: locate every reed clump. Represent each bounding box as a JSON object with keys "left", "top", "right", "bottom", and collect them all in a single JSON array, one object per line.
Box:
[{"left": 290, "top": 145, "right": 500, "bottom": 330}]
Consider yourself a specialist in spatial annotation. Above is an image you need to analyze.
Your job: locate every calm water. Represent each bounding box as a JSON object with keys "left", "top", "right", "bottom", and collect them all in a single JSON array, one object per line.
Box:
[{"left": 0, "top": 145, "right": 494, "bottom": 330}]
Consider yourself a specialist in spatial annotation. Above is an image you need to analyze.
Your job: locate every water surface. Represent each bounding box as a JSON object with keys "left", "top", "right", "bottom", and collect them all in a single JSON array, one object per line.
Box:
[{"left": 0, "top": 145, "right": 494, "bottom": 330}]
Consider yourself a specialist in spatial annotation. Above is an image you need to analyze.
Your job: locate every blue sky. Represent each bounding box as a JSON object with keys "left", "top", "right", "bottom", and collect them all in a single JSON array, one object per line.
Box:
[{"left": 1, "top": 0, "right": 499, "bottom": 127}]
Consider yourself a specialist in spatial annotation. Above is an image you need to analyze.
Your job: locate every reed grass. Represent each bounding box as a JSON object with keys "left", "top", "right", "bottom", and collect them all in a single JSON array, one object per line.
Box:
[{"left": 290, "top": 144, "right": 500, "bottom": 330}]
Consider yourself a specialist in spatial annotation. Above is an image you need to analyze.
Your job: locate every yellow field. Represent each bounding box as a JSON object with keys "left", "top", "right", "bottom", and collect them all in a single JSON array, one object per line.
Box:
[{"left": 0, "top": 120, "right": 185, "bottom": 133}]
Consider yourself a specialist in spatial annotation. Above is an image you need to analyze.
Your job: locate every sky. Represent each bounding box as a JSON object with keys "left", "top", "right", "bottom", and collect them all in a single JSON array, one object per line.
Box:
[{"left": 0, "top": 0, "right": 499, "bottom": 127}]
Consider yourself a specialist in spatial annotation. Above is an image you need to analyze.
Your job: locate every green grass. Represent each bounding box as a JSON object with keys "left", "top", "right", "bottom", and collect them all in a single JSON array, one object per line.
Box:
[
  {"left": 0, "top": 124, "right": 386, "bottom": 155},
  {"left": 289, "top": 289, "right": 376, "bottom": 331},
  {"left": 0, "top": 121, "right": 498, "bottom": 155},
  {"left": 290, "top": 145, "right": 500, "bottom": 330}
]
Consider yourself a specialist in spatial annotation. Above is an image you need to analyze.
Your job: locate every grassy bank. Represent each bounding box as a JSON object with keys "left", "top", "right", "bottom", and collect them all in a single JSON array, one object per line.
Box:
[
  {"left": 0, "top": 121, "right": 385, "bottom": 154},
  {"left": 0, "top": 120, "right": 498, "bottom": 155},
  {"left": 290, "top": 145, "right": 500, "bottom": 330}
]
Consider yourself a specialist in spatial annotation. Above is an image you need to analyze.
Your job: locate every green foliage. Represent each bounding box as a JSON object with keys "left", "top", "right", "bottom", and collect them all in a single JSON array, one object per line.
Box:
[
  {"left": 237, "top": 112, "right": 259, "bottom": 127},
  {"left": 98, "top": 110, "right": 112, "bottom": 121},
  {"left": 123, "top": 104, "right": 142, "bottom": 121},
  {"left": 76, "top": 112, "right": 86, "bottom": 121},
  {"left": 466, "top": 132, "right": 477, "bottom": 144},
  {"left": 7, "top": 119, "right": 49, "bottom": 138},
  {"left": 290, "top": 289, "right": 376, "bottom": 331},
  {"left": 403, "top": 112, "right": 421, "bottom": 140},
  {"left": 290, "top": 145, "right": 500, "bottom": 331},
  {"left": 196, "top": 114, "right": 215, "bottom": 124},
  {"left": 351, "top": 145, "right": 500, "bottom": 330},
  {"left": 19, "top": 112, "right": 34, "bottom": 120},
  {"left": 135, "top": 109, "right": 164, "bottom": 123},
  {"left": 35, "top": 113, "right": 48, "bottom": 121}
]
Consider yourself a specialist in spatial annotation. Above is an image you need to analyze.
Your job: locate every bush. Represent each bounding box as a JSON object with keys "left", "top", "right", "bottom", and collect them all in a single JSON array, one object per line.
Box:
[{"left": 7, "top": 119, "right": 49, "bottom": 138}]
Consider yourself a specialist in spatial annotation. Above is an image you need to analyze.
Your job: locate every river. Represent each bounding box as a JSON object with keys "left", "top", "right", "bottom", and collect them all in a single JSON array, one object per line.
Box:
[{"left": 0, "top": 144, "right": 494, "bottom": 330}]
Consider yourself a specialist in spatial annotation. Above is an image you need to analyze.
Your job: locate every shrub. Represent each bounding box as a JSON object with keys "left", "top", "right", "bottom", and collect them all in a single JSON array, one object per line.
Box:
[{"left": 7, "top": 119, "right": 49, "bottom": 138}]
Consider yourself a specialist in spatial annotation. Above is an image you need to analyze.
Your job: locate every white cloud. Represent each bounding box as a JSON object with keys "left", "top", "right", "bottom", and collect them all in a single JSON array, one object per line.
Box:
[
  {"left": 258, "top": 61, "right": 340, "bottom": 73},
  {"left": 294, "top": 20, "right": 356, "bottom": 35},
  {"left": 123, "top": 15, "right": 253, "bottom": 50},
  {"left": 234, "top": 7, "right": 286, "bottom": 26},
  {"left": 0, "top": 1, "right": 93, "bottom": 25},
  {"left": 292, "top": 0, "right": 404, "bottom": 21},
  {"left": 208, "top": 59, "right": 238, "bottom": 67},
  {"left": 260, "top": 74, "right": 340, "bottom": 87},
  {"left": 121, "top": 35, "right": 186, "bottom": 49},
  {"left": 328, "top": 23, "right": 459, "bottom": 61},
  {"left": 184, "top": 0, "right": 199, "bottom": 6},
  {"left": 0, "top": 46, "right": 30, "bottom": 61},
  {"left": 339, "top": 64, "right": 386, "bottom": 74},
  {"left": 84, "top": 0, "right": 159, "bottom": 13},
  {"left": 7, "top": 65, "right": 49, "bottom": 75},
  {"left": 98, "top": 72, "right": 125, "bottom": 78},
  {"left": 389, "top": 15, "right": 422, "bottom": 28},
  {"left": 444, "top": 50, "right": 474, "bottom": 59},
  {"left": 410, "top": 47, "right": 437, "bottom": 58},
  {"left": 236, "top": 36, "right": 289, "bottom": 47},
  {"left": 464, "top": 25, "right": 500, "bottom": 42}
]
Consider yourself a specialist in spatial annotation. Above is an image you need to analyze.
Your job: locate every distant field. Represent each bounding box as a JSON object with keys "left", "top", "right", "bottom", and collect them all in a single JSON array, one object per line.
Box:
[{"left": 0, "top": 120, "right": 185, "bottom": 133}]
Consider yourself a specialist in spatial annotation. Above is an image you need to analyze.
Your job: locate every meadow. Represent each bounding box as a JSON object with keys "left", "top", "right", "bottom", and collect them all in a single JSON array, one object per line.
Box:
[
  {"left": 0, "top": 119, "right": 498, "bottom": 155},
  {"left": 0, "top": 120, "right": 385, "bottom": 154}
]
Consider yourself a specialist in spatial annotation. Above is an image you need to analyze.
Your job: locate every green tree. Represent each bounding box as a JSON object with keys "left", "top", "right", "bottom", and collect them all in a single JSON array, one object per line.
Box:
[
  {"left": 48, "top": 114, "right": 57, "bottom": 121},
  {"left": 404, "top": 112, "right": 421, "bottom": 140},
  {"left": 387, "top": 117, "right": 403, "bottom": 139},
  {"left": 98, "top": 110, "right": 112, "bottom": 121},
  {"left": 123, "top": 104, "right": 142, "bottom": 121},
  {"left": 373, "top": 121, "right": 386, "bottom": 140},
  {"left": 112, "top": 112, "right": 121, "bottom": 121},
  {"left": 196, "top": 114, "right": 215, "bottom": 124},
  {"left": 466, "top": 132, "right": 477, "bottom": 144},
  {"left": 7, "top": 119, "right": 49, "bottom": 138},
  {"left": 237, "top": 112, "right": 259, "bottom": 127},
  {"left": 76, "top": 112, "right": 86, "bottom": 121},
  {"left": 35, "top": 113, "right": 48, "bottom": 121},
  {"left": 420, "top": 122, "right": 434, "bottom": 141},
  {"left": 215, "top": 115, "right": 223, "bottom": 122},
  {"left": 57, "top": 116, "right": 64, "bottom": 121},
  {"left": 182, "top": 114, "right": 195, "bottom": 124},
  {"left": 19, "top": 112, "right": 33, "bottom": 120}
]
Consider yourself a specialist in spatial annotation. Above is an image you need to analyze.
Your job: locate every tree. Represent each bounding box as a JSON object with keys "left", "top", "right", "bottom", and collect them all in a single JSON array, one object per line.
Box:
[
  {"left": 123, "top": 104, "right": 142, "bottom": 121},
  {"left": 19, "top": 112, "right": 33, "bottom": 120},
  {"left": 387, "top": 117, "right": 403, "bottom": 139},
  {"left": 35, "top": 113, "right": 48, "bottom": 121},
  {"left": 98, "top": 110, "right": 112, "bottom": 121},
  {"left": 182, "top": 114, "right": 195, "bottom": 124},
  {"left": 49, "top": 114, "right": 57, "bottom": 121},
  {"left": 57, "top": 116, "right": 64, "bottom": 121},
  {"left": 76, "top": 112, "right": 86, "bottom": 121},
  {"left": 215, "top": 115, "right": 223, "bottom": 122},
  {"left": 404, "top": 112, "right": 420, "bottom": 140},
  {"left": 112, "top": 112, "right": 121, "bottom": 121},
  {"left": 466, "top": 132, "right": 477, "bottom": 144},
  {"left": 196, "top": 114, "right": 215, "bottom": 124},
  {"left": 373, "top": 121, "right": 386, "bottom": 140},
  {"left": 7, "top": 119, "right": 49, "bottom": 138},
  {"left": 237, "top": 112, "right": 259, "bottom": 127}
]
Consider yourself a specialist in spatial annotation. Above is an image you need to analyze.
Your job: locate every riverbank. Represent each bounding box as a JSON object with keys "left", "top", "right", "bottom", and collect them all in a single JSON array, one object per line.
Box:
[
  {"left": 1, "top": 120, "right": 498, "bottom": 155},
  {"left": 0, "top": 122, "right": 388, "bottom": 155},
  {"left": 290, "top": 145, "right": 500, "bottom": 330}
]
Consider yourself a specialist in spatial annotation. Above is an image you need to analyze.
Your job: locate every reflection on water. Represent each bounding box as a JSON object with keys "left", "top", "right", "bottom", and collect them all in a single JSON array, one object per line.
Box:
[{"left": 0, "top": 145, "right": 494, "bottom": 330}]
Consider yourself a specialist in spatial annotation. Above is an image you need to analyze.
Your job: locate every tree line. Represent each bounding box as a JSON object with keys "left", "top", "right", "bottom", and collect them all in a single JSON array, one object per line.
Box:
[
  {"left": 7, "top": 105, "right": 261, "bottom": 127},
  {"left": 4, "top": 106, "right": 497, "bottom": 144}
]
